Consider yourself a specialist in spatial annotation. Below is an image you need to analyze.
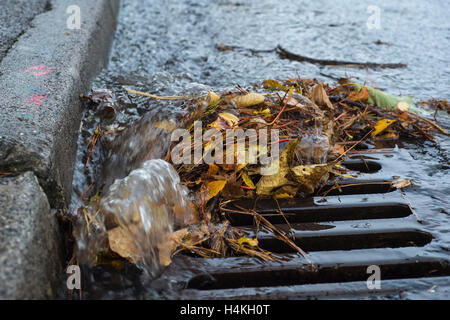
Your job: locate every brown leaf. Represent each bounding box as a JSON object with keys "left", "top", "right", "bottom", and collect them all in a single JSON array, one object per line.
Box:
[
  {"left": 290, "top": 164, "right": 330, "bottom": 194},
  {"left": 157, "top": 228, "right": 189, "bottom": 266},
  {"left": 108, "top": 226, "right": 140, "bottom": 264},
  {"left": 173, "top": 201, "right": 199, "bottom": 226},
  {"left": 311, "top": 83, "right": 333, "bottom": 110},
  {"left": 207, "top": 164, "right": 220, "bottom": 176},
  {"left": 391, "top": 179, "right": 415, "bottom": 189},
  {"left": 347, "top": 87, "right": 369, "bottom": 102}
]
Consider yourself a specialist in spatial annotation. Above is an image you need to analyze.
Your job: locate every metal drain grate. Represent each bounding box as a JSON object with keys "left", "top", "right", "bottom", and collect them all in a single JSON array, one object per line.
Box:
[{"left": 162, "top": 150, "right": 450, "bottom": 299}]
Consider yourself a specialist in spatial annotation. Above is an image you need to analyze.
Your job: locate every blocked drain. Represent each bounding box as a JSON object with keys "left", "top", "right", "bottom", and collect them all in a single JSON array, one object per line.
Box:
[{"left": 165, "top": 150, "right": 450, "bottom": 299}]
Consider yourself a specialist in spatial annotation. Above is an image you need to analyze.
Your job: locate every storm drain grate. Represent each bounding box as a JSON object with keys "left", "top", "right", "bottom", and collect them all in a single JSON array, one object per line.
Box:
[{"left": 168, "top": 150, "right": 450, "bottom": 299}]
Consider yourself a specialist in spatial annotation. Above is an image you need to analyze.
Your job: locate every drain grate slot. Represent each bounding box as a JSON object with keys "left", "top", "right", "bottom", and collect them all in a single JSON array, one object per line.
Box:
[
  {"left": 226, "top": 201, "right": 412, "bottom": 226},
  {"left": 321, "top": 180, "right": 394, "bottom": 195},
  {"left": 256, "top": 230, "right": 432, "bottom": 253},
  {"left": 187, "top": 259, "right": 449, "bottom": 290},
  {"left": 341, "top": 160, "right": 382, "bottom": 173}
]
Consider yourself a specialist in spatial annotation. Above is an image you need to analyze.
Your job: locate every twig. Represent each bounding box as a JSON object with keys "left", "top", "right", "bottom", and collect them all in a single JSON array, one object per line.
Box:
[
  {"left": 268, "top": 87, "right": 294, "bottom": 125},
  {"left": 231, "top": 205, "right": 314, "bottom": 268},
  {"left": 277, "top": 45, "right": 407, "bottom": 69},
  {"left": 125, "top": 88, "right": 198, "bottom": 100}
]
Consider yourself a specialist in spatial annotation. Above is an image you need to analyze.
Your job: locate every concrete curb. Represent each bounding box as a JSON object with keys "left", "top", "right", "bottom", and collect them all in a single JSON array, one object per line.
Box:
[
  {"left": 0, "top": 0, "right": 120, "bottom": 298},
  {"left": 0, "top": 0, "right": 119, "bottom": 208},
  {"left": 0, "top": 172, "right": 63, "bottom": 299}
]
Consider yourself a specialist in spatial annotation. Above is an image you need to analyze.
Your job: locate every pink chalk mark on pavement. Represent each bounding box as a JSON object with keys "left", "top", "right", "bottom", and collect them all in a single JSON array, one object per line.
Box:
[
  {"left": 25, "top": 65, "right": 56, "bottom": 77},
  {"left": 28, "top": 94, "right": 48, "bottom": 107}
]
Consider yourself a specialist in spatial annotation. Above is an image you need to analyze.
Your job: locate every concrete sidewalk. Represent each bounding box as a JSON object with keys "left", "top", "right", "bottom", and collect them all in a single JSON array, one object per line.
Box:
[{"left": 0, "top": 0, "right": 119, "bottom": 299}]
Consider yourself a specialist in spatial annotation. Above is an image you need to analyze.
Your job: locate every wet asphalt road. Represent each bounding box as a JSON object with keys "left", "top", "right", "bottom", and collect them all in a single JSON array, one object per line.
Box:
[
  {"left": 0, "top": 0, "right": 49, "bottom": 62},
  {"left": 99, "top": 0, "right": 450, "bottom": 100}
]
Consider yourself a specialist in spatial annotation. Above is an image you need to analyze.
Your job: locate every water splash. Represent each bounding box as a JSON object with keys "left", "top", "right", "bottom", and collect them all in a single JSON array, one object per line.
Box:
[{"left": 75, "top": 159, "right": 194, "bottom": 277}]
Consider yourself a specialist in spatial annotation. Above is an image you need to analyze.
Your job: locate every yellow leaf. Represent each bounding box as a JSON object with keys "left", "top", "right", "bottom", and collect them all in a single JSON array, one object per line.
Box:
[
  {"left": 219, "top": 112, "right": 239, "bottom": 126},
  {"left": 256, "top": 142, "right": 297, "bottom": 195},
  {"left": 241, "top": 172, "right": 256, "bottom": 189},
  {"left": 207, "top": 163, "right": 219, "bottom": 176},
  {"left": 263, "top": 79, "right": 289, "bottom": 91},
  {"left": 232, "top": 92, "right": 265, "bottom": 108},
  {"left": 209, "top": 112, "right": 239, "bottom": 130},
  {"left": 273, "top": 193, "right": 294, "bottom": 199},
  {"left": 238, "top": 237, "right": 258, "bottom": 247},
  {"left": 207, "top": 91, "right": 220, "bottom": 107},
  {"left": 207, "top": 180, "right": 227, "bottom": 200},
  {"left": 291, "top": 164, "right": 330, "bottom": 194},
  {"left": 372, "top": 119, "right": 397, "bottom": 137},
  {"left": 253, "top": 108, "right": 271, "bottom": 115},
  {"left": 237, "top": 163, "right": 248, "bottom": 171}
]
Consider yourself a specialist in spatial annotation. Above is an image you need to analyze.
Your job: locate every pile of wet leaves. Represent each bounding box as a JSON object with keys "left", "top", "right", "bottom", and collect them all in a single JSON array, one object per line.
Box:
[{"left": 71, "top": 77, "right": 449, "bottom": 275}]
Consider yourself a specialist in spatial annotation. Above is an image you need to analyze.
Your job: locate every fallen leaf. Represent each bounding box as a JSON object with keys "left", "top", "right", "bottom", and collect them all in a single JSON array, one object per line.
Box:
[
  {"left": 330, "top": 143, "right": 345, "bottom": 156},
  {"left": 209, "top": 112, "right": 239, "bottom": 130},
  {"left": 108, "top": 226, "right": 139, "bottom": 264},
  {"left": 238, "top": 237, "right": 258, "bottom": 247},
  {"left": 372, "top": 119, "right": 397, "bottom": 137},
  {"left": 248, "top": 117, "right": 268, "bottom": 129},
  {"left": 221, "top": 180, "right": 246, "bottom": 199},
  {"left": 290, "top": 164, "right": 330, "bottom": 194},
  {"left": 311, "top": 83, "right": 333, "bottom": 110},
  {"left": 397, "top": 101, "right": 410, "bottom": 112},
  {"left": 347, "top": 87, "right": 369, "bottom": 102},
  {"left": 253, "top": 108, "right": 271, "bottom": 115},
  {"left": 263, "top": 79, "right": 289, "bottom": 91},
  {"left": 375, "top": 132, "right": 399, "bottom": 140},
  {"left": 241, "top": 172, "right": 256, "bottom": 189},
  {"left": 207, "top": 163, "right": 220, "bottom": 176},
  {"left": 391, "top": 179, "right": 415, "bottom": 189},
  {"left": 207, "top": 180, "right": 227, "bottom": 200},
  {"left": 398, "top": 112, "right": 410, "bottom": 122},
  {"left": 173, "top": 202, "right": 199, "bottom": 226},
  {"left": 273, "top": 193, "right": 294, "bottom": 199},
  {"left": 157, "top": 228, "right": 189, "bottom": 266},
  {"left": 207, "top": 91, "right": 221, "bottom": 107},
  {"left": 256, "top": 142, "right": 297, "bottom": 195},
  {"left": 232, "top": 92, "right": 265, "bottom": 108}
]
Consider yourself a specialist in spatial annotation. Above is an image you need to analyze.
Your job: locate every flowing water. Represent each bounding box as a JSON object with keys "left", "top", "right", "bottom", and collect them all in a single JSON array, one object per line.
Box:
[{"left": 68, "top": 0, "right": 450, "bottom": 299}]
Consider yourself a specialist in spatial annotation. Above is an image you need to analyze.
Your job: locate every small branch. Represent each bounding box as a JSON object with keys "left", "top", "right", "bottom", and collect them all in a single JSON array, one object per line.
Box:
[{"left": 277, "top": 45, "right": 407, "bottom": 69}]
